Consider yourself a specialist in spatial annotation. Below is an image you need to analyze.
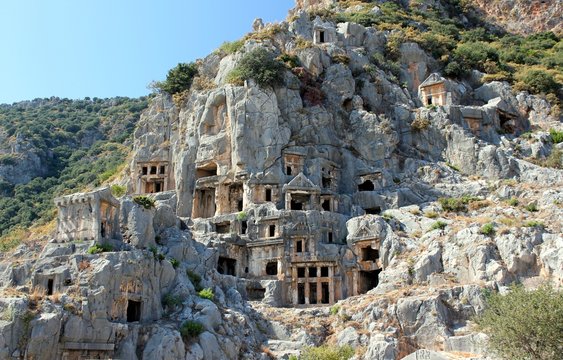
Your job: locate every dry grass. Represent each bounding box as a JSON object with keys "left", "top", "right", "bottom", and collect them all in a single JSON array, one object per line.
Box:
[
  {"left": 467, "top": 200, "right": 492, "bottom": 211},
  {"left": 78, "top": 260, "right": 91, "bottom": 271},
  {"left": 0, "top": 287, "right": 25, "bottom": 298},
  {"left": 498, "top": 217, "right": 517, "bottom": 227},
  {"left": 28, "top": 287, "right": 47, "bottom": 308},
  {"left": 49, "top": 292, "right": 62, "bottom": 304},
  {"left": 261, "top": 346, "right": 276, "bottom": 359}
]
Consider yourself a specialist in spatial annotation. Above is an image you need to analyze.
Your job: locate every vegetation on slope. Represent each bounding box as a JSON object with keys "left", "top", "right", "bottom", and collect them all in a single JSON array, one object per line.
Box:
[
  {"left": 310, "top": 0, "right": 562, "bottom": 99},
  {"left": 0, "top": 97, "right": 149, "bottom": 241},
  {"left": 476, "top": 285, "right": 563, "bottom": 360}
]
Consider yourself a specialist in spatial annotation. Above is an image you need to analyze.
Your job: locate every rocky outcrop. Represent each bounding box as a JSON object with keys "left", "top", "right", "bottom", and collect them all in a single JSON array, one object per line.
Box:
[{"left": 0, "top": 1, "right": 561, "bottom": 359}]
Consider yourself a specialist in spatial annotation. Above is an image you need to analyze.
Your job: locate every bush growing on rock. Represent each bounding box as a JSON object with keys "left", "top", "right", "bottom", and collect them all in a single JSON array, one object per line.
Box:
[
  {"left": 300, "top": 344, "right": 354, "bottom": 360},
  {"left": 217, "top": 40, "right": 244, "bottom": 55},
  {"left": 152, "top": 62, "right": 198, "bottom": 95},
  {"left": 110, "top": 184, "right": 126, "bottom": 198},
  {"left": 480, "top": 223, "right": 495, "bottom": 236},
  {"left": 198, "top": 287, "right": 214, "bottom": 301},
  {"left": 180, "top": 320, "right": 204, "bottom": 340},
  {"left": 516, "top": 69, "right": 560, "bottom": 95},
  {"left": 87, "top": 243, "right": 113, "bottom": 254},
  {"left": 550, "top": 129, "right": 563, "bottom": 144},
  {"left": 187, "top": 270, "right": 203, "bottom": 291},
  {"left": 476, "top": 285, "right": 563, "bottom": 360},
  {"left": 133, "top": 195, "right": 155, "bottom": 209},
  {"left": 226, "top": 48, "right": 285, "bottom": 88},
  {"left": 430, "top": 220, "right": 447, "bottom": 231}
]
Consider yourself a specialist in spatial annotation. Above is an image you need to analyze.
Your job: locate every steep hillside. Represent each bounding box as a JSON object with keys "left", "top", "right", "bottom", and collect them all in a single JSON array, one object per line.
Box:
[
  {"left": 0, "top": 97, "right": 149, "bottom": 240},
  {"left": 469, "top": 0, "right": 563, "bottom": 35},
  {"left": 0, "top": 1, "right": 560, "bottom": 360}
]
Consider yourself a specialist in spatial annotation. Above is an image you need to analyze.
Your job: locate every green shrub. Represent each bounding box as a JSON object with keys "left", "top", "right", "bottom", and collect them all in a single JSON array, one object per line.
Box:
[
  {"left": 550, "top": 129, "right": 563, "bottom": 144},
  {"left": 332, "top": 54, "right": 350, "bottom": 65},
  {"left": 133, "top": 195, "right": 155, "bottom": 209},
  {"left": 217, "top": 40, "right": 244, "bottom": 54},
  {"left": 508, "top": 198, "right": 519, "bottom": 206},
  {"left": 198, "top": 288, "right": 214, "bottom": 301},
  {"left": 87, "top": 242, "right": 113, "bottom": 254},
  {"left": 411, "top": 117, "right": 430, "bottom": 131},
  {"left": 236, "top": 211, "right": 247, "bottom": 221},
  {"left": 476, "top": 285, "right": 562, "bottom": 360},
  {"left": 524, "top": 220, "right": 544, "bottom": 228},
  {"left": 542, "top": 148, "right": 562, "bottom": 169},
  {"left": 110, "top": 184, "right": 126, "bottom": 198},
  {"left": 187, "top": 270, "right": 202, "bottom": 291},
  {"left": 439, "top": 195, "right": 481, "bottom": 212},
  {"left": 277, "top": 53, "right": 300, "bottom": 69},
  {"left": 300, "top": 344, "right": 354, "bottom": 360},
  {"left": 162, "top": 293, "right": 182, "bottom": 308},
  {"left": 169, "top": 258, "right": 180, "bottom": 269},
  {"left": 0, "top": 154, "right": 17, "bottom": 166},
  {"left": 227, "top": 48, "right": 285, "bottom": 88},
  {"left": 152, "top": 62, "right": 198, "bottom": 95},
  {"left": 180, "top": 320, "right": 204, "bottom": 339},
  {"left": 329, "top": 305, "right": 340, "bottom": 316},
  {"left": 525, "top": 203, "right": 539, "bottom": 212},
  {"left": 431, "top": 221, "right": 447, "bottom": 231},
  {"left": 480, "top": 223, "right": 495, "bottom": 236},
  {"left": 517, "top": 69, "right": 559, "bottom": 95}
]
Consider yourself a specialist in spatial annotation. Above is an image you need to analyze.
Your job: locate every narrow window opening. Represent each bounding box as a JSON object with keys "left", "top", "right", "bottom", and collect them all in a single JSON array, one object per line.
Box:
[
  {"left": 319, "top": 30, "right": 325, "bottom": 43},
  {"left": 321, "top": 282, "right": 329, "bottom": 304},
  {"left": 308, "top": 267, "right": 317, "bottom": 278},
  {"left": 298, "top": 283, "right": 305, "bottom": 304},
  {"left": 269, "top": 225, "right": 276, "bottom": 237},
  {"left": 322, "top": 176, "right": 331, "bottom": 188},
  {"left": 286, "top": 166, "right": 292, "bottom": 176},
  {"left": 309, "top": 283, "right": 317, "bottom": 304},
  {"left": 100, "top": 222, "right": 106, "bottom": 238},
  {"left": 358, "top": 180, "right": 375, "bottom": 191},
  {"left": 322, "top": 199, "right": 331, "bottom": 211},
  {"left": 47, "top": 279, "right": 54, "bottom": 296},
  {"left": 297, "top": 268, "right": 306, "bottom": 278},
  {"left": 142, "top": 167, "right": 148, "bottom": 175},
  {"left": 296, "top": 240, "right": 303, "bottom": 253},
  {"left": 154, "top": 182, "right": 162, "bottom": 193},
  {"left": 320, "top": 267, "right": 329, "bottom": 277},
  {"left": 241, "top": 221, "right": 247, "bottom": 235},
  {"left": 328, "top": 232, "right": 333, "bottom": 243},
  {"left": 159, "top": 165, "right": 165, "bottom": 174},
  {"left": 265, "top": 262, "right": 278, "bottom": 276},
  {"left": 127, "top": 300, "right": 141, "bottom": 322},
  {"left": 265, "top": 189, "right": 272, "bottom": 202},
  {"left": 237, "top": 200, "right": 243, "bottom": 211},
  {"left": 150, "top": 166, "right": 157, "bottom": 175}
]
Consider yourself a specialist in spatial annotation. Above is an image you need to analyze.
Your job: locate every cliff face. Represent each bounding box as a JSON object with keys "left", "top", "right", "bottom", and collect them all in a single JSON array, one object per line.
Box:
[
  {"left": 0, "top": 1, "right": 561, "bottom": 360},
  {"left": 469, "top": 0, "right": 563, "bottom": 35}
]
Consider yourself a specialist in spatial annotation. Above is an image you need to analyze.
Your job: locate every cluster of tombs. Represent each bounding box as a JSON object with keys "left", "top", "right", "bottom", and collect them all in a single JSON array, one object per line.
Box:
[
  {"left": 51, "top": 147, "right": 392, "bottom": 307},
  {"left": 48, "top": 69, "right": 524, "bottom": 309}
]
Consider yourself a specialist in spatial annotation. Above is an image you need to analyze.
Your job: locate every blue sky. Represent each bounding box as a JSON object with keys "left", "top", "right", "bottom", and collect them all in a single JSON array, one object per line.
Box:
[{"left": 0, "top": 0, "right": 294, "bottom": 104}]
